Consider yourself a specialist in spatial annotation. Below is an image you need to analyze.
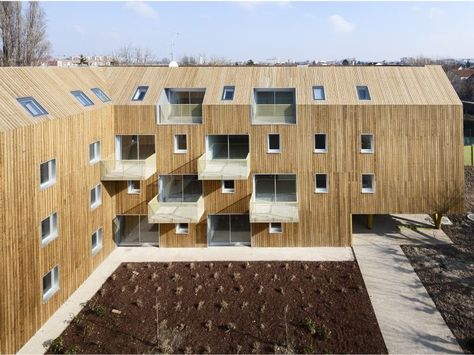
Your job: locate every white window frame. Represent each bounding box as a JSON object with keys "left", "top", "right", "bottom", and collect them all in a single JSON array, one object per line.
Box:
[
  {"left": 91, "top": 87, "right": 111, "bottom": 103},
  {"left": 222, "top": 180, "right": 235, "bottom": 194},
  {"left": 269, "top": 222, "right": 283, "bottom": 234},
  {"left": 360, "top": 134, "right": 374, "bottom": 154},
  {"left": 267, "top": 133, "right": 281, "bottom": 153},
  {"left": 42, "top": 265, "right": 59, "bottom": 303},
  {"left": 39, "top": 159, "right": 57, "bottom": 190},
  {"left": 127, "top": 180, "right": 141, "bottom": 194},
  {"left": 222, "top": 86, "right": 235, "bottom": 101},
  {"left": 132, "top": 86, "right": 149, "bottom": 101},
  {"left": 356, "top": 85, "right": 371, "bottom": 101},
  {"left": 90, "top": 184, "right": 102, "bottom": 210},
  {"left": 89, "top": 141, "right": 101, "bottom": 164},
  {"left": 314, "top": 133, "right": 328, "bottom": 153},
  {"left": 17, "top": 97, "right": 48, "bottom": 117},
  {"left": 315, "top": 173, "right": 329, "bottom": 193},
  {"left": 176, "top": 223, "right": 189, "bottom": 235},
  {"left": 91, "top": 227, "right": 103, "bottom": 255},
  {"left": 361, "top": 174, "right": 375, "bottom": 194},
  {"left": 312, "top": 86, "right": 326, "bottom": 101},
  {"left": 40, "top": 212, "right": 58, "bottom": 247},
  {"left": 174, "top": 134, "right": 188, "bottom": 154}
]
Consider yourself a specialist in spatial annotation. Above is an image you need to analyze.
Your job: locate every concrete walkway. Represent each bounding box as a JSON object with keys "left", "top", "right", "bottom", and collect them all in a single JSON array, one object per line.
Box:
[
  {"left": 19, "top": 246, "right": 353, "bottom": 354},
  {"left": 353, "top": 214, "right": 463, "bottom": 354}
]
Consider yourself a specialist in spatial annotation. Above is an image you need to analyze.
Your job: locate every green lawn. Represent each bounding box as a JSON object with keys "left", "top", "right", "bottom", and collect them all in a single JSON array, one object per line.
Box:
[{"left": 465, "top": 145, "right": 474, "bottom": 166}]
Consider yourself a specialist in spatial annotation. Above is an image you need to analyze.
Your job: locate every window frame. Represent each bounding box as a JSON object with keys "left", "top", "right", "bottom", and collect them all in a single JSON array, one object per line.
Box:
[
  {"left": 91, "top": 227, "right": 103, "bottom": 255},
  {"left": 17, "top": 97, "right": 48, "bottom": 117},
  {"left": 90, "top": 184, "right": 102, "bottom": 210},
  {"left": 176, "top": 223, "right": 189, "bottom": 235},
  {"left": 312, "top": 86, "right": 326, "bottom": 101},
  {"left": 221, "top": 180, "right": 235, "bottom": 194},
  {"left": 356, "top": 86, "right": 371, "bottom": 101},
  {"left": 40, "top": 212, "right": 58, "bottom": 247},
  {"left": 89, "top": 141, "right": 101, "bottom": 164},
  {"left": 132, "top": 86, "right": 149, "bottom": 101},
  {"left": 221, "top": 86, "right": 235, "bottom": 101},
  {"left": 71, "top": 90, "right": 95, "bottom": 107},
  {"left": 127, "top": 180, "right": 141, "bottom": 194},
  {"left": 267, "top": 133, "right": 281, "bottom": 154},
  {"left": 269, "top": 222, "right": 283, "bottom": 234},
  {"left": 361, "top": 174, "right": 376, "bottom": 194},
  {"left": 360, "top": 134, "right": 374, "bottom": 154},
  {"left": 173, "top": 134, "right": 188, "bottom": 154},
  {"left": 314, "top": 173, "right": 329, "bottom": 193},
  {"left": 42, "top": 265, "right": 59, "bottom": 303},
  {"left": 91, "top": 88, "right": 111, "bottom": 103},
  {"left": 314, "top": 133, "right": 328, "bottom": 153},
  {"left": 39, "top": 159, "right": 57, "bottom": 190}
]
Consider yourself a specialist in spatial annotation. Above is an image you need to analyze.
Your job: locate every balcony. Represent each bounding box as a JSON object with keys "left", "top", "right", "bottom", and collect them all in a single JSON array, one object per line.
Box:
[
  {"left": 254, "top": 104, "right": 296, "bottom": 124},
  {"left": 159, "top": 103, "right": 203, "bottom": 124},
  {"left": 249, "top": 197, "right": 299, "bottom": 223},
  {"left": 100, "top": 153, "right": 156, "bottom": 181},
  {"left": 148, "top": 194, "right": 204, "bottom": 223}
]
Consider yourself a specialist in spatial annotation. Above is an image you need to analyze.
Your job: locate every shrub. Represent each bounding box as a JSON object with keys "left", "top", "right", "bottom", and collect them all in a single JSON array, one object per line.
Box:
[
  {"left": 90, "top": 303, "right": 106, "bottom": 317},
  {"left": 50, "top": 337, "right": 65, "bottom": 354},
  {"left": 315, "top": 324, "right": 332, "bottom": 341},
  {"left": 304, "top": 318, "right": 317, "bottom": 335},
  {"left": 303, "top": 345, "right": 314, "bottom": 354},
  {"left": 65, "top": 344, "right": 80, "bottom": 354}
]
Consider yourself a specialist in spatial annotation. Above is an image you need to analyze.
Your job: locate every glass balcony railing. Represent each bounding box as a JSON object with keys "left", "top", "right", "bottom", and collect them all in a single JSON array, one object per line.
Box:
[
  {"left": 148, "top": 194, "right": 205, "bottom": 223},
  {"left": 159, "top": 103, "right": 203, "bottom": 124},
  {"left": 249, "top": 194, "right": 299, "bottom": 223},
  {"left": 253, "top": 104, "right": 296, "bottom": 124},
  {"left": 197, "top": 153, "right": 250, "bottom": 180},
  {"left": 100, "top": 153, "right": 156, "bottom": 181}
]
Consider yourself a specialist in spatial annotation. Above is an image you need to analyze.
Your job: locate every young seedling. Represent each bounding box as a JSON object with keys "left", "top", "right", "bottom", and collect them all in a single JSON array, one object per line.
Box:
[
  {"left": 258, "top": 285, "right": 264, "bottom": 294},
  {"left": 110, "top": 273, "right": 117, "bottom": 281},
  {"left": 225, "top": 322, "right": 236, "bottom": 332},
  {"left": 254, "top": 273, "right": 259, "bottom": 279},
  {"left": 188, "top": 262, "right": 195, "bottom": 269},
  {"left": 196, "top": 301, "right": 205, "bottom": 310},
  {"left": 283, "top": 263, "right": 290, "bottom": 270},
  {"left": 212, "top": 272, "right": 219, "bottom": 279},
  {"left": 203, "top": 345, "right": 211, "bottom": 354},
  {"left": 244, "top": 261, "right": 252, "bottom": 269},
  {"left": 266, "top": 263, "right": 272, "bottom": 268},
  {"left": 175, "top": 286, "right": 183, "bottom": 295},
  {"left": 236, "top": 285, "right": 244, "bottom": 293},
  {"left": 315, "top": 324, "right": 332, "bottom": 341},
  {"left": 133, "top": 285, "right": 139, "bottom": 294},
  {"left": 120, "top": 286, "right": 126, "bottom": 293},
  {"left": 146, "top": 263, "right": 152, "bottom": 268},
  {"left": 276, "top": 287, "right": 285, "bottom": 295},
  {"left": 297, "top": 287, "right": 304, "bottom": 294},
  {"left": 126, "top": 263, "right": 133, "bottom": 270},
  {"left": 208, "top": 262, "right": 214, "bottom": 269},
  {"left": 304, "top": 317, "right": 317, "bottom": 335},
  {"left": 174, "top": 301, "right": 182, "bottom": 312},
  {"left": 155, "top": 286, "right": 162, "bottom": 293},
  {"left": 226, "top": 263, "right": 233, "bottom": 269},
  {"left": 251, "top": 341, "right": 261, "bottom": 353},
  {"left": 260, "top": 303, "right": 267, "bottom": 313},
  {"left": 302, "top": 263, "right": 309, "bottom": 270},
  {"left": 236, "top": 345, "right": 242, "bottom": 354},
  {"left": 290, "top": 275, "right": 296, "bottom": 282},
  {"left": 241, "top": 301, "right": 249, "bottom": 310},
  {"left": 204, "top": 320, "right": 213, "bottom": 331},
  {"left": 171, "top": 273, "right": 181, "bottom": 282},
  {"left": 260, "top": 323, "right": 265, "bottom": 330},
  {"left": 99, "top": 288, "right": 106, "bottom": 297},
  {"left": 232, "top": 272, "right": 241, "bottom": 280},
  {"left": 177, "top": 323, "right": 186, "bottom": 331},
  {"left": 164, "top": 262, "right": 173, "bottom": 269},
  {"left": 193, "top": 272, "right": 200, "bottom": 280},
  {"left": 150, "top": 272, "right": 158, "bottom": 280},
  {"left": 195, "top": 285, "right": 203, "bottom": 295},
  {"left": 184, "top": 347, "right": 192, "bottom": 354},
  {"left": 218, "top": 300, "right": 229, "bottom": 312},
  {"left": 134, "top": 299, "right": 144, "bottom": 308},
  {"left": 272, "top": 274, "right": 279, "bottom": 281},
  {"left": 217, "top": 285, "right": 224, "bottom": 293}
]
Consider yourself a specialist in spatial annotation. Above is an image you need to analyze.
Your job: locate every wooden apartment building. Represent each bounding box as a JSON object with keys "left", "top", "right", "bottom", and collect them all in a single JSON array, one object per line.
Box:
[{"left": 0, "top": 65, "right": 464, "bottom": 352}]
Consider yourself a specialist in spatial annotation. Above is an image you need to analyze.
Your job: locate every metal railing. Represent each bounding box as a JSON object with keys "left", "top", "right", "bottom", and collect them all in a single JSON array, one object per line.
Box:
[
  {"left": 253, "top": 104, "right": 296, "bottom": 124},
  {"left": 249, "top": 194, "right": 299, "bottom": 223},
  {"left": 100, "top": 153, "right": 156, "bottom": 181},
  {"left": 159, "top": 103, "right": 203, "bottom": 124},
  {"left": 148, "top": 194, "right": 205, "bottom": 223},
  {"left": 197, "top": 153, "right": 250, "bottom": 180}
]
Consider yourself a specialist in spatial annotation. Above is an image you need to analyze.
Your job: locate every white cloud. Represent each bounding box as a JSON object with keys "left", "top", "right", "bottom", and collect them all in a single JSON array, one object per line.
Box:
[
  {"left": 329, "top": 14, "right": 355, "bottom": 33},
  {"left": 125, "top": 1, "right": 158, "bottom": 19},
  {"left": 429, "top": 7, "right": 443, "bottom": 19},
  {"left": 73, "top": 25, "right": 86, "bottom": 35}
]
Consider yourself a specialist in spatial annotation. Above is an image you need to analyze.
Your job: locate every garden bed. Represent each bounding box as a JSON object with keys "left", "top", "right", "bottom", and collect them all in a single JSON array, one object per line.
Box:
[{"left": 47, "top": 261, "right": 386, "bottom": 354}]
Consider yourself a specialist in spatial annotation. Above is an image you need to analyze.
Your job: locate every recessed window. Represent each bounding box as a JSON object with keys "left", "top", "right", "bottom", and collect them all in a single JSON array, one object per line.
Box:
[
  {"left": 91, "top": 88, "right": 111, "bottom": 103},
  {"left": 127, "top": 180, "right": 140, "bottom": 194},
  {"left": 269, "top": 222, "right": 283, "bottom": 234},
  {"left": 132, "top": 86, "right": 149, "bottom": 101},
  {"left": 314, "top": 134, "right": 327, "bottom": 153},
  {"left": 268, "top": 134, "right": 281, "bottom": 153},
  {"left": 90, "top": 184, "right": 102, "bottom": 209},
  {"left": 42, "top": 265, "right": 59, "bottom": 303},
  {"left": 89, "top": 141, "right": 101, "bottom": 164},
  {"left": 361, "top": 134, "right": 374, "bottom": 153},
  {"left": 361, "top": 174, "right": 375, "bottom": 193},
  {"left": 71, "top": 90, "right": 94, "bottom": 107},
  {"left": 315, "top": 173, "right": 329, "bottom": 193},
  {"left": 174, "top": 134, "right": 188, "bottom": 153},
  {"left": 17, "top": 97, "right": 48, "bottom": 117},
  {"left": 357, "top": 86, "right": 371, "bottom": 101},
  {"left": 222, "top": 180, "right": 235, "bottom": 193},
  {"left": 40, "top": 159, "right": 56, "bottom": 189},
  {"left": 41, "top": 212, "right": 58, "bottom": 246},
  {"left": 312, "top": 86, "right": 326, "bottom": 101},
  {"left": 176, "top": 223, "right": 189, "bottom": 234},
  {"left": 91, "top": 228, "right": 103, "bottom": 255},
  {"left": 222, "top": 86, "right": 235, "bottom": 101}
]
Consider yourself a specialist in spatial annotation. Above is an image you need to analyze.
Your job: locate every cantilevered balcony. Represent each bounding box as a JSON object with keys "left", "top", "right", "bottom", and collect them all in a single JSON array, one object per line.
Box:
[
  {"left": 249, "top": 174, "right": 299, "bottom": 223},
  {"left": 158, "top": 89, "right": 205, "bottom": 124},
  {"left": 148, "top": 175, "right": 204, "bottom": 223},
  {"left": 101, "top": 135, "right": 156, "bottom": 181},
  {"left": 253, "top": 89, "right": 296, "bottom": 124},
  {"left": 198, "top": 135, "right": 250, "bottom": 180}
]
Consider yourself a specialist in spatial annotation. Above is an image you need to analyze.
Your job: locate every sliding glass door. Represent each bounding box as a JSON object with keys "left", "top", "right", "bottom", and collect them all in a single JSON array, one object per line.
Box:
[
  {"left": 207, "top": 214, "right": 251, "bottom": 246},
  {"left": 160, "top": 175, "right": 202, "bottom": 202},
  {"left": 114, "top": 215, "right": 159, "bottom": 245}
]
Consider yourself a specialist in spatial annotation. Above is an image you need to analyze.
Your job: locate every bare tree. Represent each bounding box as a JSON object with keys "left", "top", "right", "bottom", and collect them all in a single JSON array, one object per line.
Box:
[
  {"left": 23, "top": 2, "right": 51, "bottom": 65},
  {"left": 112, "top": 45, "right": 156, "bottom": 65}
]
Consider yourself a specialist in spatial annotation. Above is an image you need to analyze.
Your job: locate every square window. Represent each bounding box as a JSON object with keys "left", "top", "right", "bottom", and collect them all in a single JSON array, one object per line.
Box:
[
  {"left": 90, "top": 184, "right": 102, "bottom": 209},
  {"left": 89, "top": 141, "right": 101, "bottom": 164},
  {"left": 127, "top": 180, "right": 140, "bottom": 194},
  {"left": 91, "top": 88, "right": 111, "bottom": 102},
  {"left": 132, "top": 86, "right": 149, "bottom": 101},
  {"left": 222, "top": 86, "right": 235, "bottom": 101},
  {"left": 361, "top": 134, "right": 374, "bottom": 153},
  {"left": 71, "top": 90, "right": 94, "bottom": 107},
  {"left": 40, "top": 159, "right": 56, "bottom": 189},
  {"left": 357, "top": 86, "right": 371, "bottom": 100},
  {"left": 91, "top": 228, "right": 103, "bottom": 255},
  {"left": 269, "top": 222, "right": 283, "bottom": 234},
  {"left": 222, "top": 180, "right": 235, "bottom": 193},
  {"left": 268, "top": 134, "right": 281, "bottom": 153},
  {"left": 41, "top": 212, "right": 58, "bottom": 246},
  {"left": 42, "top": 265, "right": 59, "bottom": 302},
  {"left": 17, "top": 97, "right": 48, "bottom": 117},
  {"left": 315, "top": 174, "right": 329, "bottom": 193},
  {"left": 176, "top": 223, "right": 189, "bottom": 234},
  {"left": 314, "top": 134, "right": 327, "bottom": 153},
  {"left": 312, "top": 86, "right": 326, "bottom": 100},
  {"left": 361, "top": 174, "right": 375, "bottom": 193},
  {"left": 174, "top": 134, "right": 188, "bottom": 153}
]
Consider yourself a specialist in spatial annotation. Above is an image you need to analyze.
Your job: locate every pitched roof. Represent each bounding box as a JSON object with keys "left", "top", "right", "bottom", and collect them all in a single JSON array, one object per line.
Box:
[{"left": 454, "top": 68, "right": 474, "bottom": 79}]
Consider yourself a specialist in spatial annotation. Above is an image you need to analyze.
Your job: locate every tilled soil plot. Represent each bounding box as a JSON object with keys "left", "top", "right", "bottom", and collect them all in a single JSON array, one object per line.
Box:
[
  {"left": 47, "top": 261, "right": 387, "bottom": 354},
  {"left": 402, "top": 167, "right": 474, "bottom": 353}
]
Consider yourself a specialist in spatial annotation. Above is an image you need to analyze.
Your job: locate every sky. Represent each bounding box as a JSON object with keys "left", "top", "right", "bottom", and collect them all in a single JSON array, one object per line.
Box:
[{"left": 42, "top": 1, "right": 474, "bottom": 62}]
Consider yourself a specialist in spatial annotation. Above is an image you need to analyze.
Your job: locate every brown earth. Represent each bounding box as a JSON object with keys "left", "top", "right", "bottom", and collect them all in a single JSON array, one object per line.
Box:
[
  {"left": 402, "top": 166, "right": 474, "bottom": 353},
  {"left": 47, "top": 261, "right": 387, "bottom": 354}
]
